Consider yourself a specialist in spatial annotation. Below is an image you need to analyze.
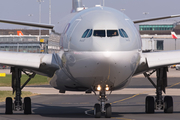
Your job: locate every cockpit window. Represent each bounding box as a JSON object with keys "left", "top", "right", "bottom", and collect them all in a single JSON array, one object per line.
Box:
[
  {"left": 119, "top": 29, "right": 124, "bottom": 37},
  {"left": 107, "top": 30, "right": 119, "bottom": 37},
  {"left": 119, "top": 29, "right": 128, "bottom": 38},
  {"left": 93, "top": 30, "right": 106, "bottom": 37},
  {"left": 82, "top": 29, "right": 90, "bottom": 38},
  {"left": 86, "top": 29, "right": 92, "bottom": 38},
  {"left": 82, "top": 29, "right": 92, "bottom": 38}
]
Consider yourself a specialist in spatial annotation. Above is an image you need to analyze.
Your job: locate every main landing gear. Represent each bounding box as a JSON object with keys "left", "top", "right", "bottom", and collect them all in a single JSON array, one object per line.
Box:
[
  {"left": 94, "top": 86, "right": 112, "bottom": 118},
  {"left": 144, "top": 67, "right": 173, "bottom": 113},
  {"left": 5, "top": 67, "right": 36, "bottom": 114}
]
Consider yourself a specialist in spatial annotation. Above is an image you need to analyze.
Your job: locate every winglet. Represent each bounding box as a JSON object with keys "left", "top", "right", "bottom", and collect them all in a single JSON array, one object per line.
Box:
[
  {"left": 171, "top": 31, "right": 178, "bottom": 39},
  {"left": 17, "top": 31, "right": 24, "bottom": 36}
]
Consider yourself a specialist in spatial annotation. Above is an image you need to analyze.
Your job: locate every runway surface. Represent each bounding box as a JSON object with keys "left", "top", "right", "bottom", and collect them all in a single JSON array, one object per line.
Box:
[{"left": 0, "top": 69, "right": 180, "bottom": 119}]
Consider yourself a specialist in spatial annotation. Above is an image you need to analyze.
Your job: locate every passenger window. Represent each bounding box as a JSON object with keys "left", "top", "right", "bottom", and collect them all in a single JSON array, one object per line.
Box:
[
  {"left": 86, "top": 29, "right": 92, "bottom": 38},
  {"left": 119, "top": 29, "right": 128, "bottom": 38},
  {"left": 107, "top": 30, "right": 119, "bottom": 37},
  {"left": 93, "top": 30, "right": 106, "bottom": 37},
  {"left": 82, "top": 29, "right": 90, "bottom": 38}
]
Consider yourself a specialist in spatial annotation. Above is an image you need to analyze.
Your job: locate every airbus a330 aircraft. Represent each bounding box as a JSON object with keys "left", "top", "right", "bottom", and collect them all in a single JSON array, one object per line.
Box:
[{"left": 1, "top": 0, "right": 180, "bottom": 118}]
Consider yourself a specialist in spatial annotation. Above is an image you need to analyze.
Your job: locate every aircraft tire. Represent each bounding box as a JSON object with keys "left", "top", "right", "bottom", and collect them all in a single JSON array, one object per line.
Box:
[
  {"left": 164, "top": 96, "right": 173, "bottom": 113},
  {"left": 5, "top": 97, "right": 13, "bottom": 114},
  {"left": 105, "top": 103, "right": 112, "bottom": 118},
  {"left": 24, "top": 97, "right": 32, "bottom": 114},
  {"left": 145, "top": 96, "right": 154, "bottom": 113},
  {"left": 94, "top": 103, "right": 101, "bottom": 118}
]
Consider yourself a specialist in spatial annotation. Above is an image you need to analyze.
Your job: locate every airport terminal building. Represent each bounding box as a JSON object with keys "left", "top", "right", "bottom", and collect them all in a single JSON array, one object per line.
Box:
[
  {"left": 0, "top": 29, "right": 49, "bottom": 53},
  {"left": 0, "top": 21, "right": 180, "bottom": 53},
  {"left": 140, "top": 21, "right": 180, "bottom": 52}
]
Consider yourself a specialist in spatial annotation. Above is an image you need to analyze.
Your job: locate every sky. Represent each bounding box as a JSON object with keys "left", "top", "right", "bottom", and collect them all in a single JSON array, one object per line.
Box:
[{"left": 0, "top": 0, "right": 180, "bottom": 29}]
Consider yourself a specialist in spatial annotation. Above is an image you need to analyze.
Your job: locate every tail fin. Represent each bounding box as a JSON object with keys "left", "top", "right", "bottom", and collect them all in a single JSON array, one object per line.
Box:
[
  {"left": 171, "top": 31, "right": 178, "bottom": 39},
  {"left": 71, "top": 0, "right": 84, "bottom": 13},
  {"left": 17, "top": 31, "right": 24, "bottom": 36}
]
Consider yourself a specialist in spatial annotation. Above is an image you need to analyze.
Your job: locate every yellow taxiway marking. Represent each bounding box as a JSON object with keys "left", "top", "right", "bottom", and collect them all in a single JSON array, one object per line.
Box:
[
  {"left": 85, "top": 80, "right": 180, "bottom": 118},
  {"left": 168, "top": 82, "right": 180, "bottom": 88},
  {"left": 111, "top": 91, "right": 148, "bottom": 104}
]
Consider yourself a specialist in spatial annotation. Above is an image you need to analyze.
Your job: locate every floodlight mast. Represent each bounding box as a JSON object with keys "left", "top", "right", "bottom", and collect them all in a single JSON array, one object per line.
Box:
[
  {"left": 49, "top": 0, "right": 51, "bottom": 34},
  {"left": 72, "top": 0, "right": 83, "bottom": 12},
  {"left": 37, "top": 0, "right": 44, "bottom": 37}
]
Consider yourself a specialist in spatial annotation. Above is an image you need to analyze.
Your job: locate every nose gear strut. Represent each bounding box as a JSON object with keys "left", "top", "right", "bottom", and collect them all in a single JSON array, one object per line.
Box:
[{"left": 94, "top": 85, "right": 112, "bottom": 118}]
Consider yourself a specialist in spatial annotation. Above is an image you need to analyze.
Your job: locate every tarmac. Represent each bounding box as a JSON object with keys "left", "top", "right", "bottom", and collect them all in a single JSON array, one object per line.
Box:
[{"left": 0, "top": 68, "right": 180, "bottom": 120}]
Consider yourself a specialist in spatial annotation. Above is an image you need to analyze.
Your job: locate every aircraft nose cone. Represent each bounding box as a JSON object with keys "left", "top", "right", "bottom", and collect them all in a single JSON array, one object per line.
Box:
[{"left": 64, "top": 51, "right": 140, "bottom": 90}]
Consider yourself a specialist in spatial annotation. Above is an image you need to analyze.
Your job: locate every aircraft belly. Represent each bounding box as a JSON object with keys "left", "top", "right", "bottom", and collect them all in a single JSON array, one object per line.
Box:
[{"left": 63, "top": 51, "right": 140, "bottom": 90}]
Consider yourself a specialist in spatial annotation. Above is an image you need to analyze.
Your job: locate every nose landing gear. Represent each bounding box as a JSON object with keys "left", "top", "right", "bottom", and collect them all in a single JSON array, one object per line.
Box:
[{"left": 94, "top": 87, "right": 112, "bottom": 118}]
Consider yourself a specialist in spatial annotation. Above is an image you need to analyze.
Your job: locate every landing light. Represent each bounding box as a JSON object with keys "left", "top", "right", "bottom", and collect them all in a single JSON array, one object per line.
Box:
[
  {"left": 106, "top": 85, "right": 109, "bottom": 91},
  {"left": 97, "top": 85, "right": 101, "bottom": 91}
]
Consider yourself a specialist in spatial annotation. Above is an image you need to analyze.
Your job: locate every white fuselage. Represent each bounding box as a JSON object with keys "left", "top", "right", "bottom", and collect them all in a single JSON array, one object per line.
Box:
[{"left": 50, "top": 7, "right": 142, "bottom": 92}]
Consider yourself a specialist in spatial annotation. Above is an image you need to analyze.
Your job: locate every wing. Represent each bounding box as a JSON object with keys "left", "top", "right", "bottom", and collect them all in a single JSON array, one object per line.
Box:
[
  {"left": 133, "top": 14, "right": 180, "bottom": 23},
  {"left": 134, "top": 50, "right": 180, "bottom": 75},
  {"left": 0, "top": 19, "right": 54, "bottom": 29},
  {"left": 0, "top": 51, "right": 61, "bottom": 77}
]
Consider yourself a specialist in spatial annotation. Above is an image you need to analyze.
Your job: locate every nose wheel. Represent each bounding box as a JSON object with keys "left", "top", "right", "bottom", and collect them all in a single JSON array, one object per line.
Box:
[
  {"left": 93, "top": 89, "right": 112, "bottom": 118},
  {"left": 105, "top": 103, "right": 112, "bottom": 118},
  {"left": 94, "top": 103, "right": 101, "bottom": 118}
]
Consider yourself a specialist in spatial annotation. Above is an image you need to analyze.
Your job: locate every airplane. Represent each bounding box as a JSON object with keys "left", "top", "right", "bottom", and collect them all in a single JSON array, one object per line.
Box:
[
  {"left": 1, "top": 0, "right": 180, "bottom": 118},
  {"left": 171, "top": 31, "right": 178, "bottom": 39}
]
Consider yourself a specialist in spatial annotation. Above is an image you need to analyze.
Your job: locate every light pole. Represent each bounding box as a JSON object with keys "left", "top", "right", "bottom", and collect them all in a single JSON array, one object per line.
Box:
[
  {"left": 28, "top": 14, "right": 33, "bottom": 22},
  {"left": 121, "top": 9, "right": 126, "bottom": 13},
  {"left": 28, "top": 14, "right": 33, "bottom": 29},
  {"left": 143, "top": 12, "right": 149, "bottom": 18},
  {"left": 103, "top": 0, "right": 105, "bottom": 6},
  {"left": 37, "top": 0, "right": 44, "bottom": 37},
  {"left": 49, "top": 0, "right": 51, "bottom": 34}
]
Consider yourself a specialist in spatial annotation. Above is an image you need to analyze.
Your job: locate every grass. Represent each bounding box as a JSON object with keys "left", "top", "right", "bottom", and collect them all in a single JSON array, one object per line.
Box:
[
  {"left": 0, "top": 74, "right": 51, "bottom": 87},
  {"left": 0, "top": 91, "right": 37, "bottom": 102},
  {"left": 0, "top": 74, "right": 50, "bottom": 102}
]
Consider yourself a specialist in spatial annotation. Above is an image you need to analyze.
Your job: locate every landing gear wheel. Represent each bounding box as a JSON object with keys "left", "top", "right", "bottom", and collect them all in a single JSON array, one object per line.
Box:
[
  {"left": 164, "top": 96, "right": 173, "bottom": 113},
  {"left": 94, "top": 103, "right": 101, "bottom": 118},
  {"left": 5, "top": 97, "right": 13, "bottom": 114},
  {"left": 145, "top": 96, "right": 154, "bottom": 113},
  {"left": 24, "top": 97, "right": 32, "bottom": 114},
  {"left": 105, "top": 103, "right": 112, "bottom": 118}
]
